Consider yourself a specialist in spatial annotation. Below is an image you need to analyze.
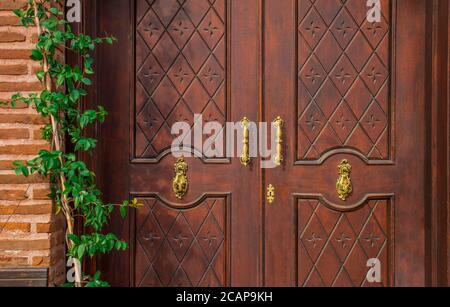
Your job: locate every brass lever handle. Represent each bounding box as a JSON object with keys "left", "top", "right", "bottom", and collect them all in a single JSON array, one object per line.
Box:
[
  {"left": 240, "top": 117, "right": 251, "bottom": 166},
  {"left": 273, "top": 116, "right": 284, "bottom": 166}
]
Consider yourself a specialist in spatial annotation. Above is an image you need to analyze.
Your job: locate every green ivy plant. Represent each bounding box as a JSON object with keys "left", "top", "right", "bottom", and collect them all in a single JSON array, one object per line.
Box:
[{"left": 6, "top": 0, "right": 140, "bottom": 287}]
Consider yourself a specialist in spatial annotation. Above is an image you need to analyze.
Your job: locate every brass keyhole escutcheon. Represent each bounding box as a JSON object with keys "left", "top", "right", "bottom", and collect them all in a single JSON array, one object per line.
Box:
[
  {"left": 336, "top": 159, "right": 353, "bottom": 201},
  {"left": 173, "top": 158, "right": 189, "bottom": 199},
  {"left": 267, "top": 184, "right": 275, "bottom": 204}
]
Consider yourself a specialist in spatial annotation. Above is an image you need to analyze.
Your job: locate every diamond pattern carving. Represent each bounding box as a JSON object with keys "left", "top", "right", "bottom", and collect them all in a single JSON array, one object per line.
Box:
[
  {"left": 138, "top": 54, "right": 164, "bottom": 96},
  {"left": 169, "top": 10, "right": 195, "bottom": 48},
  {"left": 200, "top": 9, "right": 225, "bottom": 49},
  {"left": 331, "top": 9, "right": 357, "bottom": 49},
  {"left": 300, "top": 103, "right": 326, "bottom": 142},
  {"left": 168, "top": 56, "right": 195, "bottom": 94},
  {"left": 300, "top": 55, "right": 327, "bottom": 95},
  {"left": 361, "top": 102, "right": 388, "bottom": 143},
  {"left": 137, "top": 101, "right": 164, "bottom": 143},
  {"left": 331, "top": 55, "right": 357, "bottom": 95},
  {"left": 298, "top": 198, "right": 390, "bottom": 287},
  {"left": 361, "top": 54, "right": 388, "bottom": 95},
  {"left": 136, "top": 198, "right": 227, "bottom": 287},
  {"left": 330, "top": 102, "right": 357, "bottom": 142},
  {"left": 299, "top": 8, "right": 326, "bottom": 49},
  {"left": 152, "top": 0, "right": 180, "bottom": 27},
  {"left": 362, "top": 17, "right": 388, "bottom": 48},
  {"left": 200, "top": 55, "right": 224, "bottom": 96},
  {"left": 166, "top": 100, "right": 194, "bottom": 129},
  {"left": 203, "top": 101, "right": 225, "bottom": 124},
  {"left": 135, "top": 0, "right": 227, "bottom": 159},
  {"left": 137, "top": 9, "right": 164, "bottom": 49},
  {"left": 297, "top": 0, "right": 392, "bottom": 162},
  {"left": 152, "top": 78, "right": 179, "bottom": 118}
]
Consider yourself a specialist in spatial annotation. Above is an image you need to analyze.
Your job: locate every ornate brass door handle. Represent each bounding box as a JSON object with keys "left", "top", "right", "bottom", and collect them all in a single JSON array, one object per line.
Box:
[
  {"left": 173, "top": 158, "right": 188, "bottom": 199},
  {"left": 273, "top": 116, "right": 284, "bottom": 166},
  {"left": 336, "top": 159, "right": 352, "bottom": 201},
  {"left": 240, "top": 117, "right": 251, "bottom": 166}
]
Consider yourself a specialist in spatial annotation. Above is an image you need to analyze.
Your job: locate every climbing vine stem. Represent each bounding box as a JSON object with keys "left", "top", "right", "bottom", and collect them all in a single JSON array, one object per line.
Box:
[{"left": 6, "top": 0, "right": 141, "bottom": 287}]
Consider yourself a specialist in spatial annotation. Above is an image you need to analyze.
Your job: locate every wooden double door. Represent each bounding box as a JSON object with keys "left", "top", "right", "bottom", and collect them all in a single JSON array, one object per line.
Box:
[{"left": 92, "top": 0, "right": 430, "bottom": 286}]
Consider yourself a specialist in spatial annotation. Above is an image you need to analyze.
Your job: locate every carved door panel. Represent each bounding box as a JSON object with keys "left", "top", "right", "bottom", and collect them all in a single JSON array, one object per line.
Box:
[
  {"left": 94, "top": 0, "right": 261, "bottom": 286},
  {"left": 264, "top": 0, "right": 428, "bottom": 286}
]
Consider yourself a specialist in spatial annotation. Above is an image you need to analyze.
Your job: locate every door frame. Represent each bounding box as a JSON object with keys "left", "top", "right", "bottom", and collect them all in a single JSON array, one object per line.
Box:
[
  {"left": 71, "top": 0, "right": 450, "bottom": 286},
  {"left": 426, "top": 0, "right": 450, "bottom": 287}
]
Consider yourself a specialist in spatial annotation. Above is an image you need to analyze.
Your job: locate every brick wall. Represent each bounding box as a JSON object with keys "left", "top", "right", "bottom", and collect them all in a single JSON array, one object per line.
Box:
[{"left": 0, "top": 0, "right": 65, "bottom": 286}]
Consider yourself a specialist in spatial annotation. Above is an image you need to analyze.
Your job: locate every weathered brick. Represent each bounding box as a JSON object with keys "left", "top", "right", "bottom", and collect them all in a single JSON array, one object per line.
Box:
[
  {"left": 0, "top": 114, "right": 49, "bottom": 124},
  {"left": 0, "top": 255, "right": 28, "bottom": 267},
  {"left": 36, "top": 223, "right": 51, "bottom": 233},
  {"left": 0, "top": 128, "right": 29, "bottom": 139},
  {"left": 0, "top": 221, "right": 30, "bottom": 232},
  {"left": 31, "top": 65, "right": 41, "bottom": 75},
  {"left": 0, "top": 49, "right": 31, "bottom": 59},
  {"left": 0, "top": 160, "right": 17, "bottom": 170},
  {"left": 30, "top": 33, "right": 39, "bottom": 44},
  {"left": 33, "top": 188, "right": 50, "bottom": 200},
  {"left": 0, "top": 15, "right": 20, "bottom": 26},
  {"left": 0, "top": 64, "right": 28, "bottom": 75},
  {"left": 0, "top": 189, "right": 28, "bottom": 200},
  {"left": 0, "top": 239, "right": 50, "bottom": 250},
  {"left": 0, "top": 143, "right": 50, "bottom": 155},
  {"left": 0, "top": 82, "right": 42, "bottom": 92},
  {"left": 0, "top": 174, "right": 48, "bottom": 184},
  {"left": 0, "top": 204, "right": 52, "bottom": 215},
  {"left": 32, "top": 256, "right": 49, "bottom": 267},
  {"left": 0, "top": 32, "right": 26, "bottom": 42},
  {"left": 0, "top": 0, "right": 27, "bottom": 10},
  {"left": 32, "top": 128, "right": 43, "bottom": 140},
  {"left": 0, "top": 100, "right": 28, "bottom": 109}
]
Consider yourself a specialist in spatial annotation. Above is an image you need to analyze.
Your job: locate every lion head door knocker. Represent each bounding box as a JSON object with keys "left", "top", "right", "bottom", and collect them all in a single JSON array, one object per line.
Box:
[
  {"left": 173, "top": 158, "right": 189, "bottom": 199},
  {"left": 336, "top": 159, "right": 353, "bottom": 201}
]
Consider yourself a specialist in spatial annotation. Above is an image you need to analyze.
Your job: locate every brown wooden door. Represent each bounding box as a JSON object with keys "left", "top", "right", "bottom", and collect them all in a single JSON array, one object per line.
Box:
[
  {"left": 92, "top": 0, "right": 430, "bottom": 287},
  {"left": 93, "top": 0, "right": 262, "bottom": 286},
  {"left": 264, "top": 0, "right": 428, "bottom": 286}
]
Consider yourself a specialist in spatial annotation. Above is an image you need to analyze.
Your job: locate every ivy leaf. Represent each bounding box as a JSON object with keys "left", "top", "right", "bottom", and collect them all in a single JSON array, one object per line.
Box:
[
  {"left": 13, "top": 161, "right": 29, "bottom": 177},
  {"left": 68, "top": 234, "right": 81, "bottom": 245},
  {"left": 105, "top": 37, "right": 114, "bottom": 44},
  {"left": 69, "top": 89, "right": 80, "bottom": 103},
  {"left": 120, "top": 241, "right": 128, "bottom": 250},
  {"left": 36, "top": 70, "right": 45, "bottom": 81},
  {"left": 93, "top": 271, "right": 101, "bottom": 280},
  {"left": 84, "top": 57, "right": 94, "bottom": 74},
  {"left": 30, "top": 49, "right": 43, "bottom": 61},
  {"left": 74, "top": 137, "right": 97, "bottom": 151},
  {"left": 119, "top": 206, "right": 126, "bottom": 219},
  {"left": 12, "top": 9, "right": 22, "bottom": 18},
  {"left": 81, "top": 77, "right": 92, "bottom": 85},
  {"left": 49, "top": 7, "right": 59, "bottom": 15},
  {"left": 77, "top": 244, "right": 86, "bottom": 259},
  {"left": 56, "top": 74, "right": 65, "bottom": 87}
]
